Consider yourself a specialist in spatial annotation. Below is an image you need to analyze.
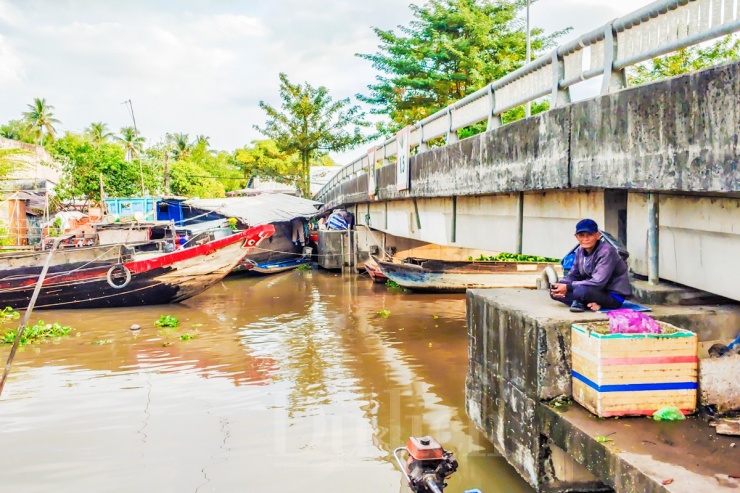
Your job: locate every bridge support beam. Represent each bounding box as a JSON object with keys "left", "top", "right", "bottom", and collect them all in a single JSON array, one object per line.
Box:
[{"left": 647, "top": 192, "right": 660, "bottom": 285}]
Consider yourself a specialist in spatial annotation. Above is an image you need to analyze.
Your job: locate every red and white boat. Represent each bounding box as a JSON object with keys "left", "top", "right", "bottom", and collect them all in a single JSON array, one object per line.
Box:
[{"left": 0, "top": 224, "right": 275, "bottom": 310}]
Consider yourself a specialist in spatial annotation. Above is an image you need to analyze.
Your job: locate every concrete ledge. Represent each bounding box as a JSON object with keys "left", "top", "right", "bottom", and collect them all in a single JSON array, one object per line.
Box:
[
  {"left": 631, "top": 279, "right": 738, "bottom": 307},
  {"left": 539, "top": 404, "right": 740, "bottom": 492}
]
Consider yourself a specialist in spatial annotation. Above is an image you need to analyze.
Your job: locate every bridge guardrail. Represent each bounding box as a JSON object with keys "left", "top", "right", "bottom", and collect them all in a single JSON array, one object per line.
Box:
[{"left": 316, "top": 0, "right": 740, "bottom": 203}]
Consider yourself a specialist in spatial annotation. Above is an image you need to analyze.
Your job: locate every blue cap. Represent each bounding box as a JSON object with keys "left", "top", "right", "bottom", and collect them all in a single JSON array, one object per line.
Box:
[{"left": 575, "top": 218, "right": 598, "bottom": 233}]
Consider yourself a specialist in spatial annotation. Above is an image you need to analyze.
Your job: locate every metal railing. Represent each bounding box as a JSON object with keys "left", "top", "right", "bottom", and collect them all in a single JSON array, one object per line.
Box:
[{"left": 316, "top": 0, "right": 740, "bottom": 202}]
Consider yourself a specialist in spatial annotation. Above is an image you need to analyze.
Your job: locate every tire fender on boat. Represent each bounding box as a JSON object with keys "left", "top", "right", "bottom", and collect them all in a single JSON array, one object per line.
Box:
[{"left": 106, "top": 264, "right": 132, "bottom": 289}]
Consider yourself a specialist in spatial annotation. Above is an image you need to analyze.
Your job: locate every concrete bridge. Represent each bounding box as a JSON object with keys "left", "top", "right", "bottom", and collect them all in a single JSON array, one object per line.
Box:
[
  {"left": 316, "top": 0, "right": 740, "bottom": 303},
  {"left": 317, "top": 1, "right": 740, "bottom": 491}
]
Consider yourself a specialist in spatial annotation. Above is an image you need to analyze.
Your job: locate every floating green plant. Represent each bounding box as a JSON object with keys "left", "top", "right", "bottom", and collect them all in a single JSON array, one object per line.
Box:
[
  {"left": 180, "top": 333, "right": 197, "bottom": 341},
  {"left": 1, "top": 320, "right": 73, "bottom": 345},
  {"left": 385, "top": 279, "right": 400, "bottom": 288},
  {"left": 154, "top": 315, "right": 179, "bottom": 327},
  {"left": 377, "top": 309, "right": 391, "bottom": 317},
  {"left": 0, "top": 306, "right": 19, "bottom": 325}
]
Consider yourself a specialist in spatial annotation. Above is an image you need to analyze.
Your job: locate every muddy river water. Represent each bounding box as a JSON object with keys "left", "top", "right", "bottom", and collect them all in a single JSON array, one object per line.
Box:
[{"left": 0, "top": 269, "right": 532, "bottom": 493}]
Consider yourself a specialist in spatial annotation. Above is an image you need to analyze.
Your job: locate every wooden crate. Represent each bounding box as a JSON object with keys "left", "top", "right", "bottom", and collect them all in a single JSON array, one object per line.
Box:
[{"left": 571, "top": 321, "right": 698, "bottom": 417}]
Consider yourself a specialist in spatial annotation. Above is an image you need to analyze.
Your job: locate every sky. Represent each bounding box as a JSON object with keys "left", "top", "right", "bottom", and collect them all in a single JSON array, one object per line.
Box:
[{"left": 0, "top": 0, "right": 650, "bottom": 161}]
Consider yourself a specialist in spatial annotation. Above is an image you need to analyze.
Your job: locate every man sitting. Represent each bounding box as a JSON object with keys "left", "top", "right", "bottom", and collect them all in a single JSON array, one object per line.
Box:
[{"left": 550, "top": 218, "right": 631, "bottom": 312}]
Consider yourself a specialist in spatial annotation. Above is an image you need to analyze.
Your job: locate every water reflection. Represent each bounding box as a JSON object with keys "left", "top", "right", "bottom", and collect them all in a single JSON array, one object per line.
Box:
[{"left": 0, "top": 270, "right": 531, "bottom": 493}]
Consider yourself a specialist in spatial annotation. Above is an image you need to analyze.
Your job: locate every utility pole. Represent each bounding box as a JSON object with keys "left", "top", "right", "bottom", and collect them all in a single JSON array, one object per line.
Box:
[
  {"left": 122, "top": 99, "right": 146, "bottom": 197},
  {"left": 164, "top": 150, "right": 170, "bottom": 195}
]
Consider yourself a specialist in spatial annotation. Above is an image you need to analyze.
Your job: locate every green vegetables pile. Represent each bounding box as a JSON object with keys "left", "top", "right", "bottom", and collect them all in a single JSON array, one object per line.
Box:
[{"left": 468, "top": 252, "right": 560, "bottom": 263}]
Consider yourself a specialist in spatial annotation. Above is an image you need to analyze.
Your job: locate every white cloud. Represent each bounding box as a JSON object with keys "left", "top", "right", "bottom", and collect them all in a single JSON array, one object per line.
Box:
[
  {"left": 0, "top": 0, "right": 22, "bottom": 25},
  {"left": 191, "top": 14, "right": 269, "bottom": 39},
  {"left": 0, "top": 35, "right": 24, "bottom": 83}
]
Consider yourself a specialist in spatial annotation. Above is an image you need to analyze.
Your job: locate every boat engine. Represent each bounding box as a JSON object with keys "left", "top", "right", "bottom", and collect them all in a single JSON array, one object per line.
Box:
[{"left": 393, "top": 436, "right": 458, "bottom": 493}]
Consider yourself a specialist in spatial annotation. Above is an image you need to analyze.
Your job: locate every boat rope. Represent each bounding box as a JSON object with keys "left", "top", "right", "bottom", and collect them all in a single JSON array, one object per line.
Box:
[{"left": 0, "top": 236, "right": 68, "bottom": 397}]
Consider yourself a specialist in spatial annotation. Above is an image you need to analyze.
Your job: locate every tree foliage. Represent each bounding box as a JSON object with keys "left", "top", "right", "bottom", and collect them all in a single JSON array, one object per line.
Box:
[
  {"left": 0, "top": 120, "right": 33, "bottom": 142},
  {"left": 85, "top": 122, "right": 115, "bottom": 148},
  {"left": 49, "top": 133, "right": 150, "bottom": 203},
  {"left": 117, "top": 126, "right": 145, "bottom": 162},
  {"left": 629, "top": 35, "right": 740, "bottom": 85},
  {"left": 255, "top": 73, "right": 368, "bottom": 197},
  {"left": 22, "top": 97, "right": 61, "bottom": 145},
  {"left": 235, "top": 140, "right": 300, "bottom": 186},
  {"left": 168, "top": 159, "right": 225, "bottom": 198},
  {"left": 357, "top": 0, "right": 569, "bottom": 133}
]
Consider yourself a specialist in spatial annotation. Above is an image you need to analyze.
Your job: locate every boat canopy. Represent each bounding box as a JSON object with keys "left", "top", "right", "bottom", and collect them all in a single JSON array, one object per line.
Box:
[{"left": 183, "top": 194, "right": 322, "bottom": 226}]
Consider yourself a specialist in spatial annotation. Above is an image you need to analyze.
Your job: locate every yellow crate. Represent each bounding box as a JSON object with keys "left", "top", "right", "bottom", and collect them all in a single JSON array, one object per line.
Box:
[{"left": 571, "top": 321, "right": 698, "bottom": 417}]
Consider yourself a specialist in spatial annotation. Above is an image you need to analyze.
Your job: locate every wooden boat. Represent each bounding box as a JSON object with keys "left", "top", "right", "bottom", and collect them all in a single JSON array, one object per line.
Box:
[
  {"left": 0, "top": 224, "right": 275, "bottom": 310},
  {"left": 239, "top": 255, "right": 311, "bottom": 275},
  {"left": 372, "top": 256, "right": 561, "bottom": 293},
  {"left": 363, "top": 258, "right": 388, "bottom": 283}
]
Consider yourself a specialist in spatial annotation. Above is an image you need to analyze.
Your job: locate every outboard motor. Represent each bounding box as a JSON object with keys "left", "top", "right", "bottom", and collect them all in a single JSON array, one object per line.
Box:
[{"left": 393, "top": 436, "right": 459, "bottom": 493}]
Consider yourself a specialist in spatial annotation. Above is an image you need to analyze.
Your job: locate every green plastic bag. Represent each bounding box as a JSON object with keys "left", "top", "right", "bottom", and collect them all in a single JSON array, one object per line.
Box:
[{"left": 652, "top": 406, "right": 686, "bottom": 421}]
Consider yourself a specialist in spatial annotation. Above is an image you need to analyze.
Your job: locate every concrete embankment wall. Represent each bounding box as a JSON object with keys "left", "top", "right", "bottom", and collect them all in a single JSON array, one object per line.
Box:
[
  {"left": 466, "top": 289, "right": 740, "bottom": 492},
  {"left": 325, "top": 60, "right": 740, "bottom": 301}
]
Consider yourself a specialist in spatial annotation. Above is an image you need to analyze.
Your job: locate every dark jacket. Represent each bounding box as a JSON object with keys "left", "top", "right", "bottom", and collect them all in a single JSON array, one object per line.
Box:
[{"left": 560, "top": 239, "right": 631, "bottom": 297}]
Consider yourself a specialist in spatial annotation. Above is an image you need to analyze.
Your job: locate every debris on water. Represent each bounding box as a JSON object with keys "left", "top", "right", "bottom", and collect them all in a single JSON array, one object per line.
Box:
[
  {"left": 130, "top": 324, "right": 141, "bottom": 332},
  {"left": 662, "top": 478, "right": 674, "bottom": 485}
]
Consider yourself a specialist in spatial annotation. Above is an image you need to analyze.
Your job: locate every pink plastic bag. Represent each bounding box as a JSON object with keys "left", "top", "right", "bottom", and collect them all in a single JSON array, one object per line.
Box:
[{"left": 607, "top": 309, "right": 661, "bottom": 334}]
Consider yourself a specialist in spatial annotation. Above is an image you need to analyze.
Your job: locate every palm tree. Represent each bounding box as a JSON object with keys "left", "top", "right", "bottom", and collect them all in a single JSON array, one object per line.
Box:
[
  {"left": 22, "top": 97, "right": 61, "bottom": 145},
  {"left": 117, "top": 126, "right": 145, "bottom": 162},
  {"left": 166, "top": 132, "right": 192, "bottom": 161},
  {"left": 194, "top": 135, "right": 210, "bottom": 148},
  {"left": 85, "top": 122, "right": 114, "bottom": 148}
]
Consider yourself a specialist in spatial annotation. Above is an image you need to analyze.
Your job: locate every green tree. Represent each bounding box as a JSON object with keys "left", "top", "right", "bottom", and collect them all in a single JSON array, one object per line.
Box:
[
  {"left": 50, "top": 133, "right": 150, "bottom": 203},
  {"left": 22, "top": 97, "right": 61, "bottom": 145},
  {"left": 117, "top": 126, "right": 145, "bottom": 162},
  {"left": 255, "top": 73, "right": 368, "bottom": 198},
  {"left": 357, "top": 0, "right": 568, "bottom": 132},
  {"left": 235, "top": 139, "right": 300, "bottom": 187},
  {"left": 85, "top": 122, "right": 115, "bottom": 148},
  {"left": 168, "top": 159, "right": 225, "bottom": 198},
  {"left": 167, "top": 133, "right": 193, "bottom": 161},
  {"left": 629, "top": 35, "right": 740, "bottom": 85},
  {"left": 0, "top": 120, "right": 32, "bottom": 142}
]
